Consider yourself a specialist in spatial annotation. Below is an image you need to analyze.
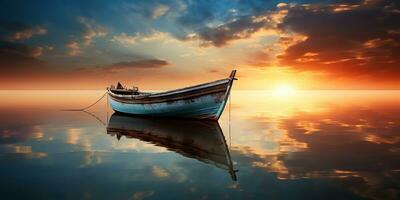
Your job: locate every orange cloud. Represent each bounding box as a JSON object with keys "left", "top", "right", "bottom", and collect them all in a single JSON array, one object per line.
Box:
[{"left": 276, "top": 1, "right": 400, "bottom": 82}]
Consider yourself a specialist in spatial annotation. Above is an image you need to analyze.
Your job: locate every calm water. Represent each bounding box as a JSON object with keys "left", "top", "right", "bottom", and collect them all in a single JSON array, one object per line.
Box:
[{"left": 0, "top": 90, "right": 399, "bottom": 200}]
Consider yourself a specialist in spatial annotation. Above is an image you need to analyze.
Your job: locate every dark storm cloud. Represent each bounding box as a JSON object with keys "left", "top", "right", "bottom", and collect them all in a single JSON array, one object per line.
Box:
[{"left": 277, "top": 0, "right": 400, "bottom": 78}]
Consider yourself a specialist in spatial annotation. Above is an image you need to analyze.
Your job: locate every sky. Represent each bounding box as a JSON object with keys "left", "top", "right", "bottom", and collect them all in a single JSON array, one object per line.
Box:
[{"left": 0, "top": 0, "right": 399, "bottom": 90}]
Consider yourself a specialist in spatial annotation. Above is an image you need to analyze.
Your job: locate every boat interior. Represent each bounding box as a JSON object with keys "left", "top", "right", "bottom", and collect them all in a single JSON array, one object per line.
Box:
[
  {"left": 109, "top": 82, "right": 141, "bottom": 95},
  {"left": 109, "top": 70, "right": 236, "bottom": 97}
]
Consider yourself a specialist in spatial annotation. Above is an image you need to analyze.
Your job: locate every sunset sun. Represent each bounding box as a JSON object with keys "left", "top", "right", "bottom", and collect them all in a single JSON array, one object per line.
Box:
[{"left": 273, "top": 84, "right": 296, "bottom": 96}]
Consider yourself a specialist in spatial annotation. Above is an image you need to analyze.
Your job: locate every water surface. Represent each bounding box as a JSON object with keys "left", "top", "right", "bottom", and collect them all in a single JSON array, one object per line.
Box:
[{"left": 0, "top": 90, "right": 399, "bottom": 200}]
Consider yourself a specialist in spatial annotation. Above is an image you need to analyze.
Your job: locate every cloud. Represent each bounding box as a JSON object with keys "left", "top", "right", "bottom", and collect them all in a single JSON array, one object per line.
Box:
[
  {"left": 64, "top": 17, "right": 107, "bottom": 56},
  {"left": 66, "top": 41, "right": 81, "bottom": 56},
  {"left": 152, "top": 4, "right": 170, "bottom": 19},
  {"left": 126, "top": 1, "right": 180, "bottom": 20},
  {"left": 152, "top": 165, "right": 169, "bottom": 177},
  {"left": 9, "top": 26, "right": 47, "bottom": 41},
  {"left": 0, "top": 110, "right": 45, "bottom": 144},
  {"left": 246, "top": 50, "right": 272, "bottom": 67},
  {"left": 112, "top": 33, "right": 139, "bottom": 45},
  {"left": 0, "top": 125, "right": 39, "bottom": 144},
  {"left": 102, "top": 59, "right": 169, "bottom": 72},
  {"left": 236, "top": 100, "right": 400, "bottom": 199},
  {"left": 0, "top": 40, "right": 46, "bottom": 73},
  {"left": 273, "top": 104, "right": 400, "bottom": 199},
  {"left": 112, "top": 31, "right": 169, "bottom": 45},
  {"left": 1, "top": 0, "right": 399, "bottom": 89},
  {"left": 141, "top": 31, "right": 168, "bottom": 42},
  {"left": 276, "top": 0, "right": 400, "bottom": 79},
  {"left": 76, "top": 58, "right": 170, "bottom": 74},
  {"left": 1, "top": 144, "right": 47, "bottom": 159},
  {"left": 189, "top": 14, "right": 275, "bottom": 47},
  {"left": 0, "top": 22, "right": 52, "bottom": 77},
  {"left": 31, "top": 46, "right": 44, "bottom": 57},
  {"left": 77, "top": 17, "right": 107, "bottom": 46},
  {"left": 173, "top": 0, "right": 285, "bottom": 47},
  {"left": 0, "top": 22, "right": 47, "bottom": 41},
  {"left": 129, "top": 191, "right": 154, "bottom": 200}
]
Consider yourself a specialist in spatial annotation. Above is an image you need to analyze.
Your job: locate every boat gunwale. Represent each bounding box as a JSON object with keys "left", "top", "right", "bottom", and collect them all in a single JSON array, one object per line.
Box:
[
  {"left": 109, "top": 85, "right": 227, "bottom": 104},
  {"left": 108, "top": 78, "right": 230, "bottom": 99}
]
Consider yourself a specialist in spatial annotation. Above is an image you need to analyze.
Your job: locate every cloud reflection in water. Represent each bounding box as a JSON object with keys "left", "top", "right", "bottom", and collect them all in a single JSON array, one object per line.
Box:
[{"left": 0, "top": 90, "right": 399, "bottom": 199}]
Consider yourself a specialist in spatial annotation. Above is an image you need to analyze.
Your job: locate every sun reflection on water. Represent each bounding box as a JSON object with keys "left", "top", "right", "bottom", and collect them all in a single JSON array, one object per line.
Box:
[{"left": 0, "top": 90, "right": 399, "bottom": 199}]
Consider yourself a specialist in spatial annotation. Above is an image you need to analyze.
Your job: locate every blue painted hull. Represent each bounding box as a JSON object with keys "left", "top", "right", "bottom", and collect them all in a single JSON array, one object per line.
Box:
[
  {"left": 108, "top": 70, "right": 236, "bottom": 120},
  {"left": 109, "top": 91, "right": 225, "bottom": 120}
]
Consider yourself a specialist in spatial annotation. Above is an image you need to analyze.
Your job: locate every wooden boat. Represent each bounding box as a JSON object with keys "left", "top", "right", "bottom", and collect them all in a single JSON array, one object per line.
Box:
[
  {"left": 108, "top": 70, "right": 237, "bottom": 120},
  {"left": 106, "top": 112, "right": 237, "bottom": 181}
]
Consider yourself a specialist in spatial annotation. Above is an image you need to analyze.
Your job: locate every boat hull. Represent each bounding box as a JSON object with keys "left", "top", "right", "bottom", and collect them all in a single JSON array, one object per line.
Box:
[
  {"left": 109, "top": 89, "right": 225, "bottom": 120},
  {"left": 108, "top": 70, "right": 236, "bottom": 120}
]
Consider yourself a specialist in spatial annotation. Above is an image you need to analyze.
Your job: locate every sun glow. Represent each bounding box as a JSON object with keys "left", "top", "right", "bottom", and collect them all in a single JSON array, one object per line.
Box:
[{"left": 273, "top": 84, "right": 296, "bottom": 96}]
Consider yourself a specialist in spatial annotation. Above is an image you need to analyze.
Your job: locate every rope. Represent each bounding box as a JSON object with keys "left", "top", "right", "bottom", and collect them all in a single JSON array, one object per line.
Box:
[
  {"left": 229, "top": 93, "right": 231, "bottom": 149},
  {"left": 62, "top": 90, "right": 108, "bottom": 111}
]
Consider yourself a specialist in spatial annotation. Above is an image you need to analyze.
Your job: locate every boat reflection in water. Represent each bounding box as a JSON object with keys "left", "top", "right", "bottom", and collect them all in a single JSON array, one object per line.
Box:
[{"left": 106, "top": 112, "right": 237, "bottom": 181}]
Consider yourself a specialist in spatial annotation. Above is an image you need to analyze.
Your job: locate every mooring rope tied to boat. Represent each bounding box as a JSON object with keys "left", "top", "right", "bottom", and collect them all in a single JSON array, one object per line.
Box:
[{"left": 62, "top": 90, "right": 108, "bottom": 111}]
